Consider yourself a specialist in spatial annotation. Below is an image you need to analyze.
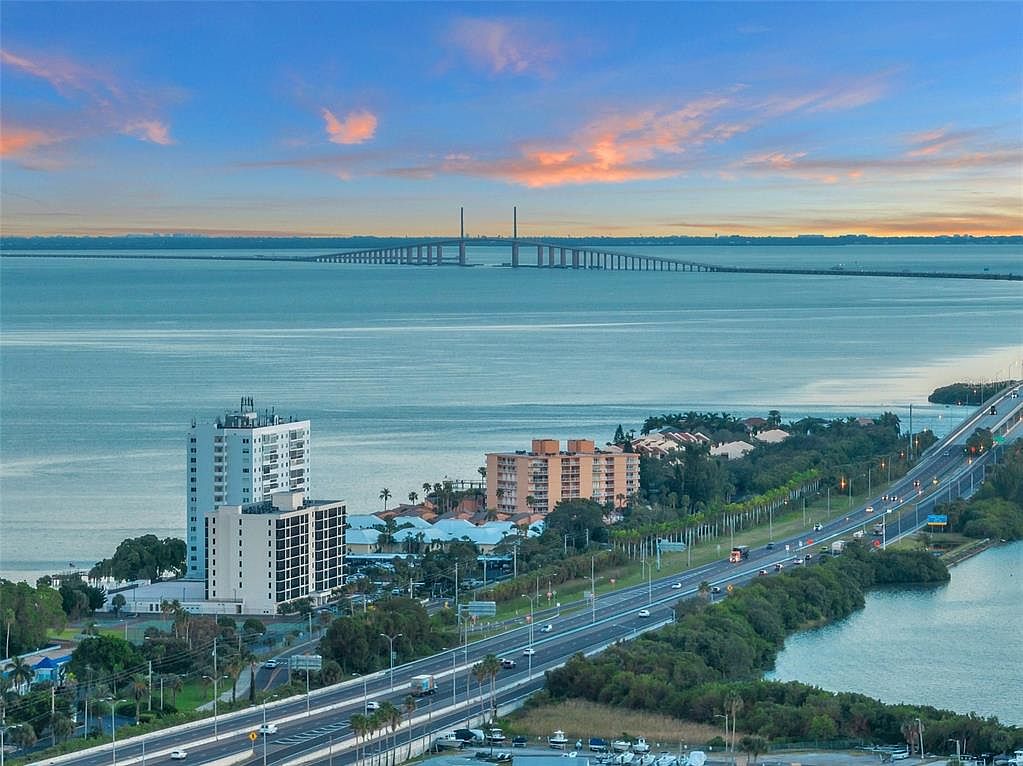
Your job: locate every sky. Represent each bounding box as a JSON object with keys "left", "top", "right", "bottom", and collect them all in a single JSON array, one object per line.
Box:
[{"left": 1, "top": 1, "right": 1021, "bottom": 237}]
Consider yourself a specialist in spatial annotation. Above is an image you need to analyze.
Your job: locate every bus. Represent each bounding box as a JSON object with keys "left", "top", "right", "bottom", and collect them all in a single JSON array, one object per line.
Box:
[{"left": 729, "top": 545, "right": 750, "bottom": 563}]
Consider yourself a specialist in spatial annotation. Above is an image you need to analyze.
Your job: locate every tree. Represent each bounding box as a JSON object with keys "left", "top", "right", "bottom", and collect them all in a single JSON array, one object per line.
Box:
[
  {"left": 403, "top": 695, "right": 417, "bottom": 760},
  {"left": 379, "top": 488, "right": 392, "bottom": 511},
  {"left": 350, "top": 713, "right": 370, "bottom": 765},
  {"left": 3, "top": 607, "right": 14, "bottom": 657},
  {"left": 50, "top": 711, "right": 74, "bottom": 744},
  {"left": 481, "top": 654, "right": 501, "bottom": 719},
  {"left": 242, "top": 617, "right": 266, "bottom": 636},
  {"left": 130, "top": 675, "right": 149, "bottom": 723},
  {"left": 8, "top": 655, "right": 35, "bottom": 691},
  {"left": 9, "top": 723, "right": 37, "bottom": 750},
  {"left": 408, "top": 491, "right": 418, "bottom": 504},
  {"left": 740, "top": 735, "right": 768, "bottom": 764},
  {"left": 90, "top": 535, "right": 186, "bottom": 581},
  {"left": 111, "top": 593, "right": 127, "bottom": 616}
]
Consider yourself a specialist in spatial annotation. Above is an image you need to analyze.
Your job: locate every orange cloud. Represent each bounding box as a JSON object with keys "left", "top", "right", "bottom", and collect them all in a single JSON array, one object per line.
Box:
[
  {"left": 122, "top": 120, "right": 175, "bottom": 146},
  {"left": 447, "top": 17, "right": 557, "bottom": 75},
  {"left": 0, "top": 126, "right": 59, "bottom": 156},
  {"left": 321, "top": 108, "right": 377, "bottom": 145}
]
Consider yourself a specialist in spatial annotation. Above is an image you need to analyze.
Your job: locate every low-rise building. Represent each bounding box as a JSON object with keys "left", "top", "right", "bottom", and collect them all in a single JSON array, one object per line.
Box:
[
  {"left": 486, "top": 438, "right": 640, "bottom": 516},
  {"left": 205, "top": 490, "right": 345, "bottom": 615},
  {"left": 710, "top": 440, "right": 755, "bottom": 460}
]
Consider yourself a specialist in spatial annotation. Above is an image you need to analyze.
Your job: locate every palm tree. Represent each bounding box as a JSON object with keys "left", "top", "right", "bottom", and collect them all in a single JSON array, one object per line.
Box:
[
  {"left": 380, "top": 701, "right": 402, "bottom": 766},
  {"left": 471, "top": 661, "right": 488, "bottom": 720},
  {"left": 9, "top": 723, "right": 37, "bottom": 750},
  {"left": 350, "top": 713, "right": 370, "bottom": 766},
  {"left": 3, "top": 607, "right": 14, "bottom": 658},
  {"left": 698, "top": 581, "right": 711, "bottom": 600},
  {"left": 403, "top": 695, "right": 417, "bottom": 760},
  {"left": 379, "top": 488, "right": 392, "bottom": 511},
  {"left": 8, "top": 655, "right": 34, "bottom": 691},
  {"left": 130, "top": 675, "right": 149, "bottom": 724},
  {"left": 408, "top": 491, "right": 418, "bottom": 505},
  {"left": 481, "top": 654, "right": 501, "bottom": 720}
]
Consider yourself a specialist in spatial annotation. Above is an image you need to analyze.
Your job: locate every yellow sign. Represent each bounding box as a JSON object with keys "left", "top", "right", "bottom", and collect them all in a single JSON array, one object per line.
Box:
[
  {"left": 726, "top": 584, "right": 734, "bottom": 593},
  {"left": 249, "top": 731, "right": 258, "bottom": 741}
]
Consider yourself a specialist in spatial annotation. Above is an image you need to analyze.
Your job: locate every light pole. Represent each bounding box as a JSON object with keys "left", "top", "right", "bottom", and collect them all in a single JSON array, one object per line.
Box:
[
  {"left": 106, "top": 697, "right": 125, "bottom": 765},
  {"left": 522, "top": 594, "right": 537, "bottom": 679},
  {"left": 948, "top": 738, "right": 961, "bottom": 762},
  {"left": 202, "top": 674, "right": 229, "bottom": 738},
  {"left": 714, "top": 714, "right": 729, "bottom": 763},
  {"left": 914, "top": 717, "right": 924, "bottom": 758},
  {"left": 379, "top": 633, "right": 402, "bottom": 691}
]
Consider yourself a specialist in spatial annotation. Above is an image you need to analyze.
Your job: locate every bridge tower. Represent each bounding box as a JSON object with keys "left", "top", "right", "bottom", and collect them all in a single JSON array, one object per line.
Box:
[
  {"left": 511, "top": 206, "right": 520, "bottom": 267},
  {"left": 459, "top": 207, "right": 467, "bottom": 266}
]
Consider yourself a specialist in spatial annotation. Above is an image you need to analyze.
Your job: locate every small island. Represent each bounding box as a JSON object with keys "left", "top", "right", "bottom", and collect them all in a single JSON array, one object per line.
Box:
[{"left": 929, "top": 380, "right": 1017, "bottom": 406}]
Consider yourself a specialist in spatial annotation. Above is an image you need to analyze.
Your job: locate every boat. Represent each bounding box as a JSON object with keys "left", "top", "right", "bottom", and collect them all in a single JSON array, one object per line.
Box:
[
  {"left": 1008, "top": 751, "right": 1023, "bottom": 766},
  {"left": 612, "top": 753, "right": 635, "bottom": 766},
  {"left": 637, "top": 755, "right": 657, "bottom": 766},
  {"left": 683, "top": 753, "right": 706, "bottom": 766},
  {"left": 486, "top": 728, "right": 507, "bottom": 744},
  {"left": 475, "top": 752, "right": 513, "bottom": 764},
  {"left": 633, "top": 738, "right": 650, "bottom": 755},
  {"left": 611, "top": 740, "right": 632, "bottom": 753},
  {"left": 435, "top": 732, "right": 464, "bottom": 751},
  {"left": 589, "top": 738, "right": 609, "bottom": 753},
  {"left": 653, "top": 753, "right": 677, "bottom": 766},
  {"left": 549, "top": 730, "right": 570, "bottom": 750}
]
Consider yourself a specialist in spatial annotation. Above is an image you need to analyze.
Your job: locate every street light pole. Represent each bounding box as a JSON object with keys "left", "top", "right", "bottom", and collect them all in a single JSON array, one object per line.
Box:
[
  {"left": 522, "top": 594, "right": 536, "bottom": 680},
  {"left": 379, "top": 633, "right": 402, "bottom": 691}
]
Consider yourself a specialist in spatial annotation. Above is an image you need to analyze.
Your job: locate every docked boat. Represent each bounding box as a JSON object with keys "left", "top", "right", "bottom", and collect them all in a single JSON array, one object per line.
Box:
[
  {"left": 486, "top": 728, "right": 507, "bottom": 744},
  {"left": 653, "top": 753, "right": 677, "bottom": 766},
  {"left": 589, "top": 738, "right": 609, "bottom": 753},
  {"left": 683, "top": 752, "right": 706, "bottom": 766},
  {"left": 611, "top": 752, "right": 635, "bottom": 765},
  {"left": 636, "top": 755, "right": 657, "bottom": 766},
  {"left": 435, "top": 732, "right": 464, "bottom": 751},
  {"left": 549, "top": 730, "right": 570, "bottom": 750},
  {"left": 633, "top": 738, "right": 650, "bottom": 755},
  {"left": 611, "top": 740, "right": 632, "bottom": 753},
  {"left": 475, "top": 752, "right": 513, "bottom": 764}
]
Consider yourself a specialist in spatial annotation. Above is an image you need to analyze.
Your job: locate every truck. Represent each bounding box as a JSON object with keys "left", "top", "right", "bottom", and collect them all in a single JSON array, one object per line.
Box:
[
  {"left": 729, "top": 545, "right": 750, "bottom": 563},
  {"left": 830, "top": 540, "right": 847, "bottom": 554},
  {"left": 872, "top": 522, "right": 885, "bottom": 536},
  {"left": 410, "top": 674, "right": 436, "bottom": 696}
]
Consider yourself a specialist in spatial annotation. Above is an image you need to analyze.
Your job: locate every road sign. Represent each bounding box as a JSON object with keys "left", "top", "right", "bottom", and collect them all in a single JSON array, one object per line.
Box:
[
  {"left": 289, "top": 654, "right": 322, "bottom": 671},
  {"left": 927, "top": 514, "right": 948, "bottom": 526},
  {"left": 466, "top": 600, "right": 497, "bottom": 617},
  {"left": 249, "top": 732, "right": 258, "bottom": 742},
  {"left": 726, "top": 584, "right": 734, "bottom": 593}
]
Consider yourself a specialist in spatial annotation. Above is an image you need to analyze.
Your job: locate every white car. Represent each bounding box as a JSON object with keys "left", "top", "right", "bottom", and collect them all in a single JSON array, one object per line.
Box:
[
  {"left": 539, "top": 623, "right": 553, "bottom": 633},
  {"left": 865, "top": 506, "right": 875, "bottom": 514},
  {"left": 170, "top": 751, "right": 188, "bottom": 761},
  {"left": 522, "top": 647, "right": 536, "bottom": 656},
  {"left": 637, "top": 609, "right": 651, "bottom": 618},
  {"left": 366, "top": 701, "right": 381, "bottom": 712},
  {"left": 258, "top": 723, "right": 278, "bottom": 734},
  {"left": 262, "top": 659, "right": 279, "bottom": 669},
  {"left": 671, "top": 582, "right": 683, "bottom": 590}
]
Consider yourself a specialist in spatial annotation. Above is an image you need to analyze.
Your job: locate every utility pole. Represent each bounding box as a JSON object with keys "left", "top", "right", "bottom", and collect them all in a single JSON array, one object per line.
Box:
[
  {"left": 590, "top": 556, "right": 596, "bottom": 624},
  {"left": 147, "top": 660, "right": 153, "bottom": 712}
]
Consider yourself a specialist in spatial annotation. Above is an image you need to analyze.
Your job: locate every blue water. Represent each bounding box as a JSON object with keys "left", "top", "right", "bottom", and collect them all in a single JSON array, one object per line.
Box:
[
  {"left": 767, "top": 541, "right": 1023, "bottom": 725},
  {"left": 1, "top": 244, "right": 1020, "bottom": 583}
]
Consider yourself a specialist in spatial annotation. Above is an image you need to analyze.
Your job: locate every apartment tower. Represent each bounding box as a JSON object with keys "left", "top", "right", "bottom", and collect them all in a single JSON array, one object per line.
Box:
[{"left": 187, "top": 397, "right": 310, "bottom": 579}]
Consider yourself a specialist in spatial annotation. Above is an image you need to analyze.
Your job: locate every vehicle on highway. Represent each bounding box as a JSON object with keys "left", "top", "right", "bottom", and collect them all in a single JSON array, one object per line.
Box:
[
  {"left": 865, "top": 506, "right": 874, "bottom": 514},
  {"left": 258, "top": 723, "right": 278, "bottom": 734},
  {"left": 711, "top": 585, "right": 721, "bottom": 593},
  {"left": 637, "top": 609, "right": 651, "bottom": 618},
  {"left": 765, "top": 541, "right": 775, "bottom": 550},
  {"left": 539, "top": 623, "right": 553, "bottom": 633},
  {"left": 262, "top": 659, "right": 279, "bottom": 669},
  {"left": 813, "top": 523, "right": 823, "bottom": 531},
  {"left": 989, "top": 406, "right": 998, "bottom": 415},
  {"left": 671, "top": 582, "right": 683, "bottom": 589},
  {"left": 758, "top": 569, "right": 768, "bottom": 576},
  {"left": 500, "top": 658, "right": 516, "bottom": 669},
  {"left": 773, "top": 563, "right": 784, "bottom": 571},
  {"left": 366, "top": 701, "right": 381, "bottom": 711},
  {"left": 853, "top": 530, "right": 865, "bottom": 539},
  {"left": 170, "top": 751, "right": 187, "bottom": 760},
  {"left": 522, "top": 647, "right": 536, "bottom": 656},
  {"left": 411, "top": 674, "right": 437, "bottom": 696},
  {"left": 804, "top": 553, "right": 813, "bottom": 561},
  {"left": 729, "top": 544, "right": 750, "bottom": 563},
  {"left": 792, "top": 558, "right": 804, "bottom": 566}
]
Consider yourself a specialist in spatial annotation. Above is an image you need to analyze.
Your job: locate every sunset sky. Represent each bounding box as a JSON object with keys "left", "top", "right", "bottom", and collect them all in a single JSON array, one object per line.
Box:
[{"left": 1, "top": 2, "right": 1021, "bottom": 237}]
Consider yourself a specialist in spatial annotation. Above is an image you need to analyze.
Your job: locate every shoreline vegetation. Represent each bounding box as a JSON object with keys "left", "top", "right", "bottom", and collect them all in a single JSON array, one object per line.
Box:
[
  {"left": 2, "top": 234, "right": 1021, "bottom": 250},
  {"left": 929, "top": 381, "right": 1018, "bottom": 406}
]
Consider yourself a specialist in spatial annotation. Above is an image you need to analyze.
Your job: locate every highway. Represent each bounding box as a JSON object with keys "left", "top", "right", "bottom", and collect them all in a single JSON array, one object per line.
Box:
[{"left": 39, "top": 387, "right": 1023, "bottom": 766}]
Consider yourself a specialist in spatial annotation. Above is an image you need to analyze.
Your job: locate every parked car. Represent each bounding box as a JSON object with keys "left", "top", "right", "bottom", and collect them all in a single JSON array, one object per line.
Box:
[
  {"left": 512, "top": 736, "right": 528, "bottom": 748},
  {"left": 170, "top": 751, "right": 188, "bottom": 761},
  {"left": 258, "top": 723, "right": 278, "bottom": 734}
]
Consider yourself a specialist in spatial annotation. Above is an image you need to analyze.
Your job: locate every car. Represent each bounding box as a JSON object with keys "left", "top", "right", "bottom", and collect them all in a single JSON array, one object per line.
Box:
[
  {"left": 1012, "top": 389, "right": 1019, "bottom": 398},
  {"left": 262, "top": 659, "right": 279, "bottom": 669},
  {"left": 671, "top": 582, "right": 683, "bottom": 589},
  {"left": 792, "top": 558, "right": 804, "bottom": 566},
  {"left": 765, "top": 541, "right": 775, "bottom": 550},
  {"left": 258, "top": 723, "right": 278, "bottom": 735},
  {"left": 804, "top": 553, "right": 813, "bottom": 561},
  {"left": 758, "top": 569, "right": 769, "bottom": 576},
  {"left": 711, "top": 585, "right": 722, "bottom": 594},
  {"left": 943, "top": 449, "right": 951, "bottom": 457},
  {"left": 500, "top": 658, "right": 516, "bottom": 669},
  {"left": 522, "top": 647, "right": 536, "bottom": 656},
  {"left": 813, "top": 523, "right": 823, "bottom": 531},
  {"left": 539, "top": 623, "right": 553, "bottom": 633},
  {"left": 891, "top": 750, "right": 910, "bottom": 761},
  {"left": 637, "top": 609, "right": 651, "bottom": 618},
  {"left": 989, "top": 406, "right": 997, "bottom": 416},
  {"left": 170, "top": 751, "right": 188, "bottom": 761},
  {"left": 512, "top": 736, "right": 528, "bottom": 748},
  {"left": 865, "top": 506, "right": 874, "bottom": 514},
  {"left": 773, "top": 563, "right": 784, "bottom": 572},
  {"left": 366, "top": 701, "right": 381, "bottom": 712}
]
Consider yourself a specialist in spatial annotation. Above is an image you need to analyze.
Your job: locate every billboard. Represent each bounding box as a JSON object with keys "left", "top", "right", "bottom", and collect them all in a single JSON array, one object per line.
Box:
[{"left": 926, "top": 514, "right": 948, "bottom": 526}]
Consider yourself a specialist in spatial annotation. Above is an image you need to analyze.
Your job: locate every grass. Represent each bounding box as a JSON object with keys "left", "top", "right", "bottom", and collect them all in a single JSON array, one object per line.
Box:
[{"left": 504, "top": 698, "right": 722, "bottom": 748}]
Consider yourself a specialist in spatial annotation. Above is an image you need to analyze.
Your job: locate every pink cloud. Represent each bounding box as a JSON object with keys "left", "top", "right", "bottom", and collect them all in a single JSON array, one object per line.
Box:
[
  {"left": 0, "top": 126, "right": 60, "bottom": 157},
  {"left": 447, "top": 17, "right": 557, "bottom": 75},
  {"left": 321, "top": 108, "right": 378, "bottom": 145},
  {"left": 122, "top": 119, "right": 175, "bottom": 145}
]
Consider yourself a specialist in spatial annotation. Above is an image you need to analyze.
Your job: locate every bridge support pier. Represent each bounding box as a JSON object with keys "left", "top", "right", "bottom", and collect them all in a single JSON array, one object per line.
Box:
[
  {"left": 459, "top": 241, "right": 466, "bottom": 266},
  {"left": 571, "top": 249, "right": 579, "bottom": 268},
  {"left": 537, "top": 245, "right": 543, "bottom": 267},
  {"left": 417, "top": 246, "right": 423, "bottom": 265},
  {"left": 511, "top": 243, "right": 520, "bottom": 268},
  {"left": 559, "top": 248, "right": 567, "bottom": 267},
  {"left": 436, "top": 244, "right": 443, "bottom": 264},
  {"left": 548, "top": 247, "right": 555, "bottom": 267}
]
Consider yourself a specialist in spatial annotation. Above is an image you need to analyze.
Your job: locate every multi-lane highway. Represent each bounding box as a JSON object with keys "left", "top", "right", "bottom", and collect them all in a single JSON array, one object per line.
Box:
[{"left": 39, "top": 387, "right": 1023, "bottom": 766}]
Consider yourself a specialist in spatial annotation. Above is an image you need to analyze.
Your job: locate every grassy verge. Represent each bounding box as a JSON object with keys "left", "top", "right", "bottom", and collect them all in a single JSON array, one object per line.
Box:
[{"left": 502, "top": 698, "right": 722, "bottom": 748}]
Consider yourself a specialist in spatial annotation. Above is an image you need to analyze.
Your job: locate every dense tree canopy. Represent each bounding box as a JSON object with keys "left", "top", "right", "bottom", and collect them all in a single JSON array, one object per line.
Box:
[
  {"left": 90, "top": 535, "right": 186, "bottom": 581},
  {"left": 0, "top": 579, "right": 66, "bottom": 656}
]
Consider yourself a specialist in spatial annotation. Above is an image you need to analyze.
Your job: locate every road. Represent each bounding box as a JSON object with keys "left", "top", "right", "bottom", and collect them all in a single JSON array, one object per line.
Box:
[{"left": 39, "top": 387, "right": 1023, "bottom": 766}]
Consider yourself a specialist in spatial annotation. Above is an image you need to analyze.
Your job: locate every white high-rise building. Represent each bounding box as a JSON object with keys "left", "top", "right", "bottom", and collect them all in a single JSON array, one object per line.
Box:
[{"left": 187, "top": 397, "right": 310, "bottom": 579}]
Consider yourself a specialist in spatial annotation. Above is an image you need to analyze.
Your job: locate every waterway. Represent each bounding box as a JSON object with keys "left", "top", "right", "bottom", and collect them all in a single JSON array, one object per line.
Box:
[
  {"left": 767, "top": 540, "right": 1023, "bottom": 726},
  {"left": 1, "top": 243, "right": 1020, "bottom": 581}
]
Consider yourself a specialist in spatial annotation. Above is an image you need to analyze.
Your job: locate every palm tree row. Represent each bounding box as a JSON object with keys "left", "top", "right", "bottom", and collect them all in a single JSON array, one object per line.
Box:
[{"left": 350, "top": 700, "right": 404, "bottom": 766}]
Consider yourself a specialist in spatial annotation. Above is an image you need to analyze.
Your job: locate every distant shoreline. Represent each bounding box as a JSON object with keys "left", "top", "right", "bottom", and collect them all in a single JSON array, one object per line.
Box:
[{"left": 2, "top": 234, "right": 1021, "bottom": 251}]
